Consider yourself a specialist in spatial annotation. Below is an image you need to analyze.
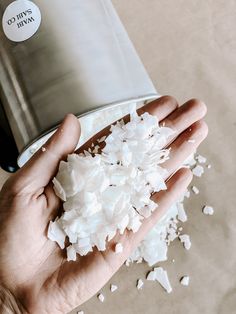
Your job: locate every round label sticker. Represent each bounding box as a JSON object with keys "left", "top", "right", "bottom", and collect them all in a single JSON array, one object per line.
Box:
[{"left": 2, "top": 0, "right": 41, "bottom": 42}]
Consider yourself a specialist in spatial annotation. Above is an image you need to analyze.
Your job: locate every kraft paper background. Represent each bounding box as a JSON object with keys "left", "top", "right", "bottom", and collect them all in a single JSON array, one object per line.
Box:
[{"left": 0, "top": 1, "right": 235, "bottom": 313}]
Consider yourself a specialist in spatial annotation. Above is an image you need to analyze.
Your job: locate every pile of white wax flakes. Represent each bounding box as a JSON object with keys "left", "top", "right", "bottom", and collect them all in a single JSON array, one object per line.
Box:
[
  {"left": 48, "top": 105, "right": 214, "bottom": 299},
  {"left": 48, "top": 109, "right": 175, "bottom": 259}
]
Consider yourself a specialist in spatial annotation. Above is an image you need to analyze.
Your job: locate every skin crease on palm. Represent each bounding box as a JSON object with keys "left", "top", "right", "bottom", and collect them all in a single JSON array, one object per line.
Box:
[{"left": 0, "top": 96, "right": 208, "bottom": 314}]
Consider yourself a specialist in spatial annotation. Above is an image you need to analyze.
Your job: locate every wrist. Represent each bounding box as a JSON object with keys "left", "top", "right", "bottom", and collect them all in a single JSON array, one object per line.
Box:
[{"left": 0, "top": 285, "right": 27, "bottom": 314}]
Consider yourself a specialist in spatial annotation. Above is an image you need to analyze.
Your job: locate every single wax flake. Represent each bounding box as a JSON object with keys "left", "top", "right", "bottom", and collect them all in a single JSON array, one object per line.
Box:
[
  {"left": 191, "top": 185, "right": 199, "bottom": 195},
  {"left": 196, "top": 154, "right": 206, "bottom": 163},
  {"left": 179, "top": 234, "right": 191, "bottom": 250},
  {"left": 110, "top": 284, "right": 118, "bottom": 292},
  {"left": 180, "top": 276, "right": 190, "bottom": 286},
  {"left": 202, "top": 206, "right": 214, "bottom": 215},
  {"left": 98, "top": 293, "right": 105, "bottom": 302},
  {"left": 154, "top": 267, "right": 172, "bottom": 293},
  {"left": 137, "top": 279, "right": 144, "bottom": 290},
  {"left": 192, "top": 165, "right": 204, "bottom": 177},
  {"left": 115, "top": 243, "right": 123, "bottom": 254},
  {"left": 177, "top": 203, "right": 187, "bottom": 222}
]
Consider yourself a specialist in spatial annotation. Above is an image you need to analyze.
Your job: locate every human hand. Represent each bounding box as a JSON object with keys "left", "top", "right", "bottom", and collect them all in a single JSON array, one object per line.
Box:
[{"left": 0, "top": 96, "right": 207, "bottom": 313}]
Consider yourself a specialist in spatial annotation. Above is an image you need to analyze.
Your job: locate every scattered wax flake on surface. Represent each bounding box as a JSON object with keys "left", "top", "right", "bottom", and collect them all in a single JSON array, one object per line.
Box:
[
  {"left": 98, "top": 293, "right": 105, "bottom": 302},
  {"left": 115, "top": 243, "right": 123, "bottom": 254},
  {"left": 192, "top": 165, "right": 204, "bottom": 177},
  {"left": 137, "top": 279, "right": 144, "bottom": 290},
  {"left": 41, "top": 146, "right": 46, "bottom": 152},
  {"left": 177, "top": 203, "right": 187, "bottom": 222},
  {"left": 179, "top": 234, "right": 191, "bottom": 250},
  {"left": 187, "top": 139, "right": 195, "bottom": 143},
  {"left": 184, "top": 190, "right": 190, "bottom": 198},
  {"left": 154, "top": 267, "right": 172, "bottom": 293},
  {"left": 147, "top": 270, "right": 157, "bottom": 281},
  {"left": 195, "top": 154, "right": 206, "bottom": 163},
  {"left": 180, "top": 276, "right": 190, "bottom": 286},
  {"left": 147, "top": 266, "right": 172, "bottom": 294},
  {"left": 207, "top": 164, "right": 212, "bottom": 169},
  {"left": 110, "top": 284, "right": 118, "bottom": 292},
  {"left": 202, "top": 205, "right": 214, "bottom": 215},
  {"left": 77, "top": 311, "right": 84, "bottom": 314},
  {"left": 125, "top": 260, "right": 130, "bottom": 266},
  {"left": 172, "top": 259, "right": 175, "bottom": 263},
  {"left": 191, "top": 185, "right": 199, "bottom": 195}
]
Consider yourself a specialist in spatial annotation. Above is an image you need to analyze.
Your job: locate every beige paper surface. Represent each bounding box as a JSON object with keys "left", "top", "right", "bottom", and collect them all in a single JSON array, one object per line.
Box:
[{"left": 0, "top": 1, "right": 235, "bottom": 313}]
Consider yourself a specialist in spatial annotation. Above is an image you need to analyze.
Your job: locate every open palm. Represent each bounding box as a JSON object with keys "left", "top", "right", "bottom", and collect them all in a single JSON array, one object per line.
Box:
[{"left": 0, "top": 96, "right": 207, "bottom": 313}]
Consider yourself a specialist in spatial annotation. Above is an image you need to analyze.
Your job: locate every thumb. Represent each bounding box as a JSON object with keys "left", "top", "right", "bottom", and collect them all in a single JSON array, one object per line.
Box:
[{"left": 13, "top": 114, "right": 81, "bottom": 194}]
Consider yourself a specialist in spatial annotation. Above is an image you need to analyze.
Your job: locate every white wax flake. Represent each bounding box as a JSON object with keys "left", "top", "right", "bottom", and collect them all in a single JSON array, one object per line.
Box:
[
  {"left": 67, "top": 245, "right": 77, "bottom": 261},
  {"left": 155, "top": 268, "right": 172, "bottom": 293},
  {"left": 137, "top": 279, "right": 144, "bottom": 290},
  {"left": 147, "top": 267, "right": 172, "bottom": 293},
  {"left": 187, "top": 139, "right": 195, "bottom": 143},
  {"left": 184, "top": 190, "right": 190, "bottom": 198},
  {"left": 183, "top": 153, "right": 196, "bottom": 167},
  {"left": 136, "top": 257, "right": 143, "bottom": 264},
  {"left": 147, "top": 270, "right": 157, "bottom": 281},
  {"left": 180, "top": 276, "right": 190, "bottom": 286},
  {"left": 166, "top": 224, "right": 178, "bottom": 243},
  {"left": 48, "top": 110, "right": 174, "bottom": 260},
  {"left": 192, "top": 165, "right": 204, "bottom": 177},
  {"left": 110, "top": 284, "right": 118, "bottom": 292},
  {"left": 92, "top": 145, "right": 99, "bottom": 154},
  {"left": 195, "top": 154, "right": 206, "bottom": 163},
  {"left": 191, "top": 185, "right": 199, "bottom": 195},
  {"left": 77, "top": 311, "right": 84, "bottom": 314},
  {"left": 97, "top": 135, "right": 106, "bottom": 143},
  {"left": 125, "top": 260, "right": 130, "bottom": 267},
  {"left": 98, "top": 293, "right": 105, "bottom": 302},
  {"left": 47, "top": 220, "right": 65, "bottom": 249},
  {"left": 41, "top": 146, "right": 46, "bottom": 152},
  {"left": 207, "top": 164, "right": 212, "bottom": 169},
  {"left": 177, "top": 203, "right": 187, "bottom": 222},
  {"left": 179, "top": 234, "right": 191, "bottom": 250},
  {"left": 202, "top": 206, "right": 214, "bottom": 215},
  {"left": 52, "top": 178, "right": 66, "bottom": 202},
  {"left": 115, "top": 243, "right": 123, "bottom": 254}
]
